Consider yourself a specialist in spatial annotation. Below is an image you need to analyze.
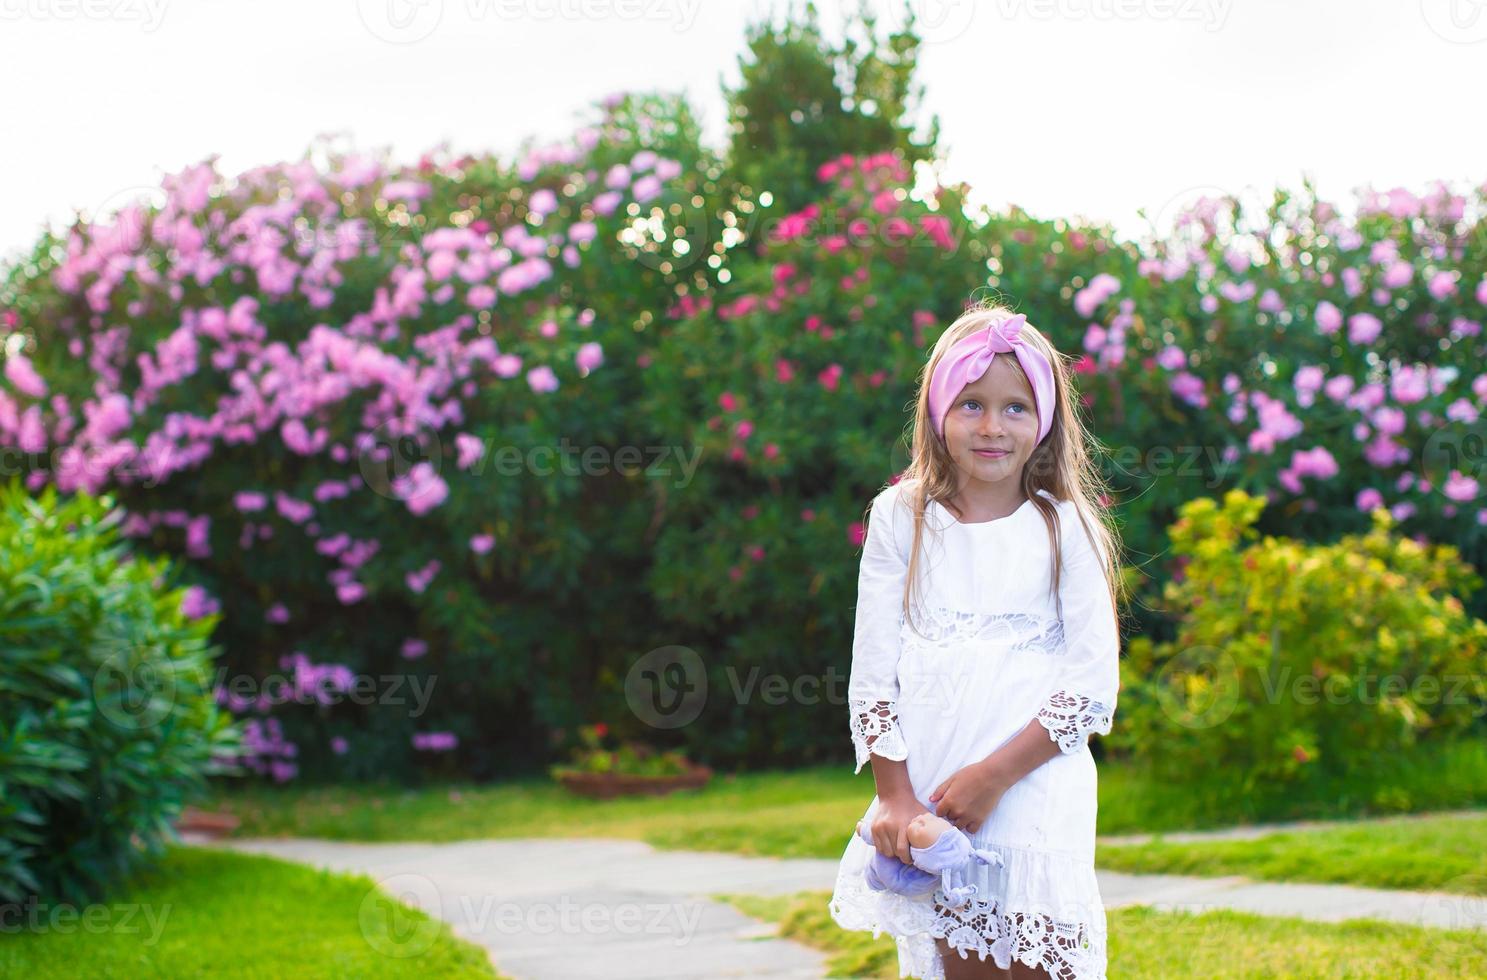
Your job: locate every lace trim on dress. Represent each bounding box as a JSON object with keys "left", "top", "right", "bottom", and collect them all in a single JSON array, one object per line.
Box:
[
  {"left": 828, "top": 837, "right": 1109, "bottom": 980},
  {"left": 1035, "top": 691, "right": 1114, "bottom": 754},
  {"left": 925, "top": 894, "right": 1107, "bottom": 980},
  {"left": 900, "top": 607, "right": 1065, "bottom": 656},
  {"left": 849, "top": 698, "right": 908, "bottom": 774}
]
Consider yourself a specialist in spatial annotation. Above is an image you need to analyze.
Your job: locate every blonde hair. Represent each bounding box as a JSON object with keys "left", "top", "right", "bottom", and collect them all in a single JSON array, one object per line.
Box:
[{"left": 872, "top": 295, "right": 1129, "bottom": 639}]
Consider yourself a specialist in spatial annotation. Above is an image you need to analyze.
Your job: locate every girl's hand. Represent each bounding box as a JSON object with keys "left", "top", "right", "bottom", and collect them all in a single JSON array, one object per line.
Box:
[
  {"left": 869, "top": 793, "right": 932, "bottom": 864},
  {"left": 928, "top": 761, "right": 1007, "bottom": 835}
]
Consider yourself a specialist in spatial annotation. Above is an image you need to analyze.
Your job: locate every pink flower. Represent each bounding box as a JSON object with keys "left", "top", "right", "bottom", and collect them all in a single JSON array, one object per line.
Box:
[
  {"left": 455, "top": 433, "right": 485, "bottom": 470},
  {"left": 470, "top": 533, "right": 495, "bottom": 554},
  {"left": 1389, "top": 365, "right": 1429, "bottom": 404},
  {"left": 235, "top": 491, "right": 267, "bottom": 512},
  {"left": 1428, "top": 270, "right": 1458, "bottom": 300},
  {"left": 275, "top": 492, "right": 314, "bottom": 524},
  {"left": 392, "top": 462, "right": 449, "bottom": 516},
  {"left": 405, "top": 558, "right": 441, "bottom": 594},
  {"left": 1073, "top": 274, "right": 1120, "bottom": 318},
  {"left": 4, "top": 353, "right": 48, "bottom": 398},
  {"left": 1356, "top": 488, "right": 1384, "bottom": 512},
  {"left": 336, "top": 582, "right": 365, "bottom": 605},
  {"left": 1347, "top": 313, "right": 1382, "bottom": 345},
  {"left": 331, "top": 737, "right": 349, "bottom": 755},
  {"left": 529, "top": 188, "right": 558, "bottom": 216},
  {"left": 848, "top": 521, "right": 866, "bottom": 547},
  {"left": 1444, "top": 471, "right": 1480, "bottom": 503},
  {"left": 401, "top": 638, "right": 429, "bottom": 659},
  {"left": 527, "top": 365, "right": 560, "bottom": 393},
  {"left": 734, "top": 420, "right": 754, "bottom": 440},
  {"left": 1314, "top": 301, "right": 1343, "bottom": 335},
  {"left": 575, "top": 342, "right": 603, "bottom": 374},
  {"left": 1156, "top": 346, "right": 1187, "bottom": 371},
  {"left": 719, "top": 391, "right": 738, "bottom": 412},
  {"left": 632, "top": 174, "right": 662, "bottom": 203}
]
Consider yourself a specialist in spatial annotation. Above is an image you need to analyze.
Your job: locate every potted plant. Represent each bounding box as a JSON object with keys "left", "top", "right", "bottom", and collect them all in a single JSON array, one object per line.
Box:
[{"left": 550, "top": 723, "right": 711, "bottom": 799}]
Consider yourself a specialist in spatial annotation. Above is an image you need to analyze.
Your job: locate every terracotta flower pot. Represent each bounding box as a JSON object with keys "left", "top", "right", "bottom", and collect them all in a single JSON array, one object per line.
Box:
[
  {"left": 554, "top": 761, "right": 713, "bottom": 800},
  {"left": 173, "top": 806, "right": 241, "bottom": 838}
]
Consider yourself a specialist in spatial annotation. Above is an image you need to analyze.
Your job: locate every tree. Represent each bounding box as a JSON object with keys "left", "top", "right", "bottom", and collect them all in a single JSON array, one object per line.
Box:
[{"left": 723, "top": 0, "right": 940, "bottom": 215}]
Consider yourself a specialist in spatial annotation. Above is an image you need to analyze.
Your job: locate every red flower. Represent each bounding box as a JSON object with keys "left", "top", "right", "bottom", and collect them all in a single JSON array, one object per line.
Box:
[{"left": 592, "top": 723, "right": 609, "bottom": 738}]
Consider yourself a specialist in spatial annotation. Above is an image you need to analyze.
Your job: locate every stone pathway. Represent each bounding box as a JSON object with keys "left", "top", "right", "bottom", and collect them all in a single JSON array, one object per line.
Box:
[
  {"left": 1095, "top": 806, "right": 1485, "bottom": 847},
  {"left": 209, "top": 830, "right": 1487, "bottom": 980}
]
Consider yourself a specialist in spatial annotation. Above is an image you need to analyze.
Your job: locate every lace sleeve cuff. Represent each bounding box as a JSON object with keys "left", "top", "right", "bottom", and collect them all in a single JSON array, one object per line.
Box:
[
  {"left": 1035, "top": 690, "right": 1113, "bottom": 754},
  {"left": 849, "top": 698, "right": 908, "bottom": 774}
]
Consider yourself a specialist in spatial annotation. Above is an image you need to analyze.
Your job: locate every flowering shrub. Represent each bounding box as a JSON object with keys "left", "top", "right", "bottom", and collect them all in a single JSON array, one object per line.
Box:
[
  {"left": 0, "top": 93, "right": 727, "bottom": 781},
  {"left": 1112, "top": 489, "right": 1487, "bottom": 797},
  {"left": 1070, "top": 182, "right": 1487, "bottom": 595}
]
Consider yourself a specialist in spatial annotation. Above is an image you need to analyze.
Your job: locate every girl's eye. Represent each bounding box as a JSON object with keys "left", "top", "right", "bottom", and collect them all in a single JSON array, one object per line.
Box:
[{"left": 1009, "top": 403, "right": 1026, "bottom": 414}]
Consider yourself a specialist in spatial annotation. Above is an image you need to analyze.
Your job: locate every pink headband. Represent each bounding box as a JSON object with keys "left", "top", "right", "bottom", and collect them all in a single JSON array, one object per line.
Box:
[{"left": 927, "top": 313, "right": 1055, "bottom": 446}]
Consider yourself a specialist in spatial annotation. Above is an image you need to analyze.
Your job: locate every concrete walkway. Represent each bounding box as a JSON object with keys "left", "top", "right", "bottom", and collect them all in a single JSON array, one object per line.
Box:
[
  {"left": 209, "top": 833, "right": 1487, "bottom": 980},
  {"left": 1096, "top": 806, "right": 1486, "bottom": 847}
]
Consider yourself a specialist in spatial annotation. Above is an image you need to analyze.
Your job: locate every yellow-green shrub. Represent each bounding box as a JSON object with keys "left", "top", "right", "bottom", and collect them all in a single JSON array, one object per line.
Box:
[{"left": 1112, "top": 490, "right": 1487, "bottom": 793}]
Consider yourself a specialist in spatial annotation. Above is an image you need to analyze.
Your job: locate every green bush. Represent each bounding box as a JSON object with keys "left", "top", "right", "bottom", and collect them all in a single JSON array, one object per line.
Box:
[
  {"left": 0, "top": 480, "right": 238, "bottom": 903},
  {"left": 1113, "top": 489, "right": 1487, "bottom": 794}
]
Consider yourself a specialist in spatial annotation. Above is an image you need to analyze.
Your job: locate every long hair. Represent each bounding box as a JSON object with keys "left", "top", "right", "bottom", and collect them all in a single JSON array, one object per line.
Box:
[{"left": 872, "top": 296, "right": 1129, "bottom": 639}]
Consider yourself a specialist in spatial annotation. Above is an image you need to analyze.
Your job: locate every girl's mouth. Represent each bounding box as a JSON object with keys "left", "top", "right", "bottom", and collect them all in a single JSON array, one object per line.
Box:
[{"left": 973, "top": 449, "right": 1010, "bottom": 459}]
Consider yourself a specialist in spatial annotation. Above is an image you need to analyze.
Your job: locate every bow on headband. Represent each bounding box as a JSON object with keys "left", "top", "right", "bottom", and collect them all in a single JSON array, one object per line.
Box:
[{"left": 926, "top": 313, "right": 1056, "bottom": 446}]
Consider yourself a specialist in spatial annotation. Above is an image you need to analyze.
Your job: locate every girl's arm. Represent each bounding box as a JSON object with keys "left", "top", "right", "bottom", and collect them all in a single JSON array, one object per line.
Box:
[
  {"left": 1032, "top": 508, "right": 1120, "bottom": 756},
  {"left": 847, "top": 487, "right": 912, "bottom": 784}
]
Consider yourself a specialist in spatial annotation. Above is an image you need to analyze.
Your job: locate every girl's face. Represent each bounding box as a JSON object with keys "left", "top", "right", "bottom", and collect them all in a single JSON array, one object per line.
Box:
[{"left": 940, "top": 356, "right": 1039, "bottom": 492}]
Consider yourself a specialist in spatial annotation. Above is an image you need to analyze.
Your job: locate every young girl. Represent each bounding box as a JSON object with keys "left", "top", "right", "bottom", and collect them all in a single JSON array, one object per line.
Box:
[{"left": 827, "top": 300, "right": 1126, "bottom": 980}]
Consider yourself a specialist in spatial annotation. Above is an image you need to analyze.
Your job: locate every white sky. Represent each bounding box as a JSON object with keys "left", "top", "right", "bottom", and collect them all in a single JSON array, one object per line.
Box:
[{"left": 2, "top": 0, "right": 1484, "bottom": 266}]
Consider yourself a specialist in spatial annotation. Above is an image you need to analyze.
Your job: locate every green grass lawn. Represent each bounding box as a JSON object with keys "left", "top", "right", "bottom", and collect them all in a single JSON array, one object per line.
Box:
[
  {"left": 0, "top": 847, "right": 503, "bottom": 980},
  {"left": 1097, "top": 809, "right": 1487, "bottom": 895},
  {"left": 212, "top": 738, "right": 1487, "bottom": 844},
  {"left": 205, "top": 739, "right": 1487, "bottom": 897},
  {"left": 717, "top": 889, "right": 1487, "bottom": 978}
]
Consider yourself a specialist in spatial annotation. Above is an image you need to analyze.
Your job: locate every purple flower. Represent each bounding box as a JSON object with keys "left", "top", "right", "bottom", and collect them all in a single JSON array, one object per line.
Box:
[
  {"left": 181, "top": 585, "right": 220, "bottom": 620},
  {"left": 412, "top": 731, "right": 458, "bottom": 752}
]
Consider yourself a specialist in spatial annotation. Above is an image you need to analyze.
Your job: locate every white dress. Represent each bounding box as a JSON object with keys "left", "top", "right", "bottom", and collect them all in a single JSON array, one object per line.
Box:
[{"left": 827, "top": 477, "right": 1119, "bottom": 980}]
